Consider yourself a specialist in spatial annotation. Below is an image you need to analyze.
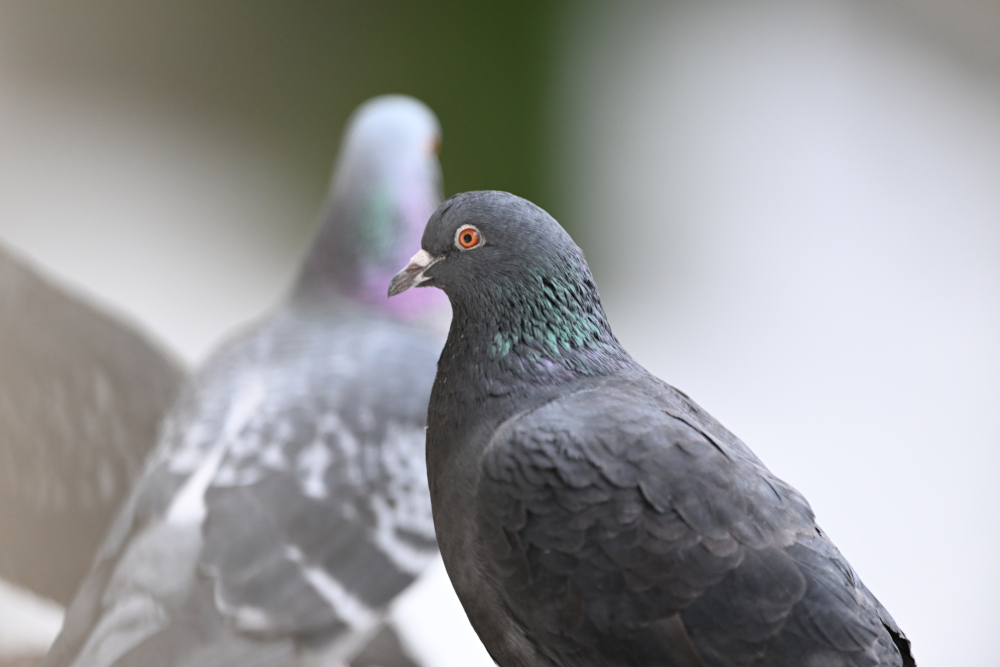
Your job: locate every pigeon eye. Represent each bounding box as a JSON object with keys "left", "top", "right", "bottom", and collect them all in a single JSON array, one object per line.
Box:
[{"left": 455, "top": 225, "right": 483, "bottom": 250}]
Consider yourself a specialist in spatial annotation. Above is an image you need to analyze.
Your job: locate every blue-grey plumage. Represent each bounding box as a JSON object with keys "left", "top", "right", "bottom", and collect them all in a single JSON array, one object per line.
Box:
[
  {"left": 390, "top": 191, "right": 916, "bottom": 667},
  {"left": 43, "top": 96, "right": 448, "bottom": 667},
  {"left": 0, "top": 243, "right": 184, "bottom": 607}
]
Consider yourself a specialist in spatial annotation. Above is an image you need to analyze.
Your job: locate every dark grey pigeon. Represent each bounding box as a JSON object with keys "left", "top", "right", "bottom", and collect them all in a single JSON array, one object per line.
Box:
[
  {"left": 43, "top": 95, "right": 451, "bottom": 667},
  {"left": 388, "top": 191, "right": 916, "bottom": 667},
  {"left": 0, "top": 243, "right": 184, "bottom": 606}
]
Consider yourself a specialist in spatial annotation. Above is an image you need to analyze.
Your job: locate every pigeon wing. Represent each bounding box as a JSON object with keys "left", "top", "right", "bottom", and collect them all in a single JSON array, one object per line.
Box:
[
  {"left": 0, "top": 244, "right": 184, "bottom": 605},
  {"left": 44, "top": 316, "right": 440, "bottom": 667},
  {"left": 198, "top": 320, "right": 439, "bottom": 643},
  {"left": 478, "top": 379, "right": 908, "bottom": 667},
  {"left": 189, "top": 318, "right": 438, "bottom": 661}
]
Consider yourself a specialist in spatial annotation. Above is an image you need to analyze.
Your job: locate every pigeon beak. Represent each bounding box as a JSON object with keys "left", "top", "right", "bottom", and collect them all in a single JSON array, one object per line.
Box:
[{"left": 388, "top": 249, "right": 441, "bottom": 297}]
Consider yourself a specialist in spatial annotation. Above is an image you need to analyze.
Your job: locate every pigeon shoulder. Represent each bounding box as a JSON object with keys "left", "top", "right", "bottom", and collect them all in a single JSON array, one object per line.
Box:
[
  {"left": 45, "top": 308, "right": 444, "bottom": 667},
  {"left": 480, "top": 373, "right": 815, "bottom": 543},
  {"left": 476, "top": 374, "right": 909, "bottom": 666},
  {"left": 188, "top": 312, "right": 442, "bottom": 659},
  {"left": 165, "top": 310, "right": 443, "bottom": 647}
]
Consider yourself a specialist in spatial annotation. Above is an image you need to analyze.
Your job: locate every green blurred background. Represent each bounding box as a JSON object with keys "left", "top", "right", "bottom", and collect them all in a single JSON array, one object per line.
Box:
[{"left": 0, "top": 1, "right": 563, "bottom": 223}]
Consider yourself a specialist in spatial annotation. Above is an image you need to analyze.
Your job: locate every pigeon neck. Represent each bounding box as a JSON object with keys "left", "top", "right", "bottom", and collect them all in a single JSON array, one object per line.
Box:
[
  {"left": 292, "top": 207, "right": 360, "bottom": 303},
  {"left": 293, "top": 226, "right": 407, "bottom": 307},
  {"left": 291, "top": 178, "right": 445, "bottom": 321},
  {"left": 437, "top": 273, "right": 635, "bottom": 404}
]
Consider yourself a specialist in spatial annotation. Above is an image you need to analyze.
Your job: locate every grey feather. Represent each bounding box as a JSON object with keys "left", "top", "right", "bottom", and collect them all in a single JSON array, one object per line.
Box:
[
  {"left": 0, "top": 243, "right": 184, "bottom": 605},
  {"left": 392, "top": 190, "right": 916, "bottom": 667},
  {"left": 43, "top": 95, "right": 448, "bottom": 667}
]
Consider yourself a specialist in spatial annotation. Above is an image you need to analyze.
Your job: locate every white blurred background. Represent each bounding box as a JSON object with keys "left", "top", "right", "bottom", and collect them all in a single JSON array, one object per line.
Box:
[
  {"left": 1, "top": 1, "right": 998, "bottom": 665},
  {"left": 552, "top": 3, "right": 1000, "bottom": 666}
]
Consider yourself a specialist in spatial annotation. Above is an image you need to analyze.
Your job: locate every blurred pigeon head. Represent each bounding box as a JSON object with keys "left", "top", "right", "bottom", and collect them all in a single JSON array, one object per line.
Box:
[{"left": 296, "top": 95, "right": 449, "bottom": 325}]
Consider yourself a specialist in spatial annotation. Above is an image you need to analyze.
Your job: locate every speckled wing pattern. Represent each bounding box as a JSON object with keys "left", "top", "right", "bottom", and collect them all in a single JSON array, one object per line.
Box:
[
  {"left": 44, "top": 309, "right": 440, "bottom": 667},
  {"left": 478, "top": 376, "right": 912, "bottom": 667}
]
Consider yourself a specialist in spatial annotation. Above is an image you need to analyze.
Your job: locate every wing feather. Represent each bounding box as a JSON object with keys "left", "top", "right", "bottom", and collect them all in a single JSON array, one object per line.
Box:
[
  {"left": 478, "top": 378, "right": 906, "bottom": 666},
  {"left": 45, "top": 314, "right": 441, "bottom": 667},
  {"left": 0, "top": 245, "right": 183, "bottom": 604}
]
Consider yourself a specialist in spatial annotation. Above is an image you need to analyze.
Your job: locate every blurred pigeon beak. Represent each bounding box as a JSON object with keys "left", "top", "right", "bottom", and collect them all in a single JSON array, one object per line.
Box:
[{"left": 388, "top": 249, "right": 441, "bottom": 297}]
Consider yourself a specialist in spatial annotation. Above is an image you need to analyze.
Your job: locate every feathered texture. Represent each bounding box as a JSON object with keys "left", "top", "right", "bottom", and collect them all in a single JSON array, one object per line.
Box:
[
  {"left": 0, "top": 243, "right": 184, "bottom": 606},
  {"left": 295, "top": 96, "right": 449, "bottom": 323},
  {"left": 394, "top": 190, "right": 916, "bottom": 667},
  {"left": 43, "top": 95, "right": 449, "bottom": 667}
]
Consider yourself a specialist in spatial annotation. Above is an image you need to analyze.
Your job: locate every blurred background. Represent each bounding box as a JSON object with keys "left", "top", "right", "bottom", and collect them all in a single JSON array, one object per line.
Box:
[{"left": 0, "top": 1, "right": 997, "bottom": 665}]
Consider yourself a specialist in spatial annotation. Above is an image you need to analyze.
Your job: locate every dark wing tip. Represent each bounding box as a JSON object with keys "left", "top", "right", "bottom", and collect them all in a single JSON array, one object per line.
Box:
[{"left": 883, "top": 622, "right": 916, "bottom": 667}]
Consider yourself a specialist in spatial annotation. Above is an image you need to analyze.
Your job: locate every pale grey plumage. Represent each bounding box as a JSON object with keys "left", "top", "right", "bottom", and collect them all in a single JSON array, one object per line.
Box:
[
  {"left": 43, "top": 95, "right": 448, "bottom": 667},
  {"left": 0, "top": 243, "right": 184, "bottom": 606}
]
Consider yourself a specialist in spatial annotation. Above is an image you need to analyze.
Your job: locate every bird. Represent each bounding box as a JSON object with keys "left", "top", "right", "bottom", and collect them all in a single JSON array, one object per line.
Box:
[
  {"left": 43, "top": 95, "right": 451, "bottom": 667},
  {"left": 388, "top": 190, "right": 917, "bottom": 667},
  {"left": 0, "top": 242, "right": 184, "bottom": 608}
]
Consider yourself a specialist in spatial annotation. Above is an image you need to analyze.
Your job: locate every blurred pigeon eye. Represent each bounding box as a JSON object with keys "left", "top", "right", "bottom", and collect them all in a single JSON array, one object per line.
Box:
[{"left": 455, "top": 225, "right": 483, "bottom": 250}]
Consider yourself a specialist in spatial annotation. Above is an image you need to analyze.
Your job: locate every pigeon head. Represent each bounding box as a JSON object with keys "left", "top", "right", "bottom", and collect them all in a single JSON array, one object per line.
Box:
[
  {"left": 294, "top": 95, "right": 449, "bottom": 323},
  {"left": 390, "top": 191, "right": 631, "bottom": 381}
]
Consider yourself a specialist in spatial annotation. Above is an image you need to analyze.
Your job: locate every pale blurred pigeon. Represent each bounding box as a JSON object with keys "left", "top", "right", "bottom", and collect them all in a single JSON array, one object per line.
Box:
[
  {"left": 0, "top": 244, "right": 184, "bottom": 606},
  {"left": 388, "top": 191, "right": 916, "bottom": 667},
  {"left": 43, "top": 95, "right": 450, "bottom": 667}
]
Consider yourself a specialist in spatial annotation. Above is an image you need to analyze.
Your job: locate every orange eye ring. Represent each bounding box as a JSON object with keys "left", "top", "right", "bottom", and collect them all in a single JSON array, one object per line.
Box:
[{"left": 455, "top": 225, "right": 482, "bottom": 250}]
